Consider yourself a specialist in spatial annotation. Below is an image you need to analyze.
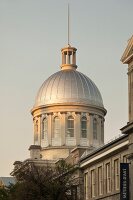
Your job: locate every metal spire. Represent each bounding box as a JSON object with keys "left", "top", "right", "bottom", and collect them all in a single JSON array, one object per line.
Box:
[{"left": 68, "top": 4, "right": 70, "bottom": 46}]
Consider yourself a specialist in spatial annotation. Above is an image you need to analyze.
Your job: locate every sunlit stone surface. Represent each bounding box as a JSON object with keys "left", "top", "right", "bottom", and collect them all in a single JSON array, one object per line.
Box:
[{"left": 31, "top": 45, "right": 106, "bottom": 160}]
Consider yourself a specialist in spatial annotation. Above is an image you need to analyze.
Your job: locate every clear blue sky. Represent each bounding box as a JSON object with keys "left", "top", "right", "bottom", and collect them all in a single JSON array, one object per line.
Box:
[{"left": 0, "top": 0, "right": 133, "bottom": 176}]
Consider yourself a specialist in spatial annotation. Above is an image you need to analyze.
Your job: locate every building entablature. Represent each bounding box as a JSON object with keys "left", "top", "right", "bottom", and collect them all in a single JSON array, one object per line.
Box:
[
  {"left": 80, "top": 134, "right": 129, "bottom": 168},
  {"left": 121, "top": 35, "right": 133, "bottom": 64},
  {"left": 31, "top": 103, "right": 106, "bottom": 117}
]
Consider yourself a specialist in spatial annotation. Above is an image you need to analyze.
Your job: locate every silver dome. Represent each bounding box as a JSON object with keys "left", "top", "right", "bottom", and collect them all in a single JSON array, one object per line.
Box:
[{"left": 34, "top": 70, "right": 104, "bottom": 108}]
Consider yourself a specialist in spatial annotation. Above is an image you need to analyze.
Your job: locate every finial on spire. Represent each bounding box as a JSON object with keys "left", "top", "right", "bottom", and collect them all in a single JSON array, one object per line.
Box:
[
  {"left": 68, "top": 4, "right": 70, "bottom": 46},
  {"left": 60, "top": 5, "right": 77, "bottom": 71}
]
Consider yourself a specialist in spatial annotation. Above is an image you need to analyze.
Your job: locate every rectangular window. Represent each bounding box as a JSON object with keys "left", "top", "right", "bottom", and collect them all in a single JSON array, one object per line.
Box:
[
  {"left": 106, "top": 163, "right": 111, "bottom": 193},
  {"left": 84, "top": 172, "right": 88, "bottom": 200},
  {"left": 114, "top": 159, "right": 119, "bottom": 190},
  {"left": 67, "top": 117, "right": 74, "bottom": 137},
  {"left": 91, "top": 169, "right": 96, "bottom": 198},
  {"left": 98, "top": 166, "right": 103, "bottom": 195}
]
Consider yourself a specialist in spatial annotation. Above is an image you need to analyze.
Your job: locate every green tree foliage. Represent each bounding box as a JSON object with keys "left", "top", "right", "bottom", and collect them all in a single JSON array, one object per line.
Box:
[
  {"left": 8, "top": 160, "right": 77, "bottom": 200},
  {"left": 0, "top": 187, "right": 8, "bottom": 200}
]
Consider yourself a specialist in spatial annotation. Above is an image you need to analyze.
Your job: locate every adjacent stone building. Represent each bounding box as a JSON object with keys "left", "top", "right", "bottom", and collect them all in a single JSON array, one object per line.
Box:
[{"left": 79, "top": 35, "right": 133, "bottom": 200}]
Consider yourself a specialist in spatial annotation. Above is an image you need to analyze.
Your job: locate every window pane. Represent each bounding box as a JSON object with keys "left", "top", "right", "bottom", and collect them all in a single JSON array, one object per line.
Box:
[
  {"left": 53, "top": 117, "right": 60, "bottom": 138},
  {"left": 106, "top": 163, "right": 111, "bottom": 193},
  {"left": 98, "top": 166, "right": 103, "bottom": 195},
  {"left": 67, "top": 116, "right": 74, "bottom": 137},
  {"left": 91, "top": 170, "right": 95, "bottom": 197},
  {"left": 42, "top": 118, "right": 47, "bottom": 139},
  {"left": 93, "top": 119, "right": 97, "bottom": 139},
  {"left": 81, "top": 117, "right": 87, "bottom": 138},
  {"left": 84, "top": 173, "right": 88, "bottom": 200},
  {"left": 114, "top": 159, "right": 119, "bottom": 190}
]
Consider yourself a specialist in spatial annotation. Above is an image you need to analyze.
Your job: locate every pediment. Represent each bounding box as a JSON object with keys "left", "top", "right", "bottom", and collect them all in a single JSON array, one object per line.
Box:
[{"left": 121, "top": 35, "right": 133, "bottom": 64}]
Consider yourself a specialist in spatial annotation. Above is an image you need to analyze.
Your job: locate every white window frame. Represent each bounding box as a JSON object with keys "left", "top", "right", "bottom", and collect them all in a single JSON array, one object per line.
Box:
[
  {"left": 98, "top": 166, "right": 103, "bottom": 195},
  {"left": 53, "top": 116, "right": 60, "bottom": 138},
  {"left": 114, "top": 158, "right": 120, "bottom": 191},
  {"left": 106, "top": 162, "right": 111, "bottom": 193},
  {"left": 84, "top": 172, "right": 88, "bottom": 200},
  {"left": 67, "top": 116, "right": 74, "bottom": 137},
  {"left": 91, "top": 169, "right": 96, "bottom": 198}
]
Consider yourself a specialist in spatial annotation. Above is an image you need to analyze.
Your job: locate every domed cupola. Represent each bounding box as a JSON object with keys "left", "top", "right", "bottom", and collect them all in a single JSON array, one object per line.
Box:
[
  {"left": 31, "top": 45, "right": 106, "bottom": 160},
  {"left": 33, "top": 45, "right": 104, "bottom": 109}
]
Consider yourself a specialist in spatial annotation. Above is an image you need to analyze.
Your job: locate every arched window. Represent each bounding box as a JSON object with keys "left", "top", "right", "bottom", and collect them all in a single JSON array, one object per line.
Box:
[
  {"left": 67, "top": 116, "right": 74, "bottom": 137},
  {"left": 93, "top": 118, "right": 97, "bottom": 139},
  {"left": 81, "top": 116, "right": 87, "bottom": 138},
  {"left": 42, "top": 118, "right": 47, "bottom": 139},
  {"left": 34, "top": 120, "right": 38, "bottom": 142},
  {"left": 53, "top": 117, "right": 60, "bottom": 138}
]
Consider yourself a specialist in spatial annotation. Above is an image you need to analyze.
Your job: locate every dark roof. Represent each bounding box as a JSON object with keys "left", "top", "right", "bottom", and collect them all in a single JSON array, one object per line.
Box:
[{"left": 80, "top": 134, "right": 128, "bottom": 162}]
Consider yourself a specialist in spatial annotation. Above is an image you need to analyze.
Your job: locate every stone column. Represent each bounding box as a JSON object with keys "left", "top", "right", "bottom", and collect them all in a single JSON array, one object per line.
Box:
[
  {"left": 101, "top": 118, "right": 104, "bottom": 144},
  {"left": 131, "top": 69, "right": 133, "bottom": 120},
  {"left": 33, "top": 117, "right": 39, "bottom": 145},
  {"left": 89, "top": 114, "right": 93, "bottom": 146},
  {"left": 127, "top": 63, "right": 133, "bottom": 121},
  {"left": 38, "top": 115, "right": 41, "bottom": 145},
  {"left": 48, "top": 113, "right": 52, "bottom": 146},
  {"left": 86, "top": 114, "right": 90, "bottom": 146},
  {"left": 97, "top": 116, "right": 102, "bottom": 145},
  {"left": 33, "top": 118, "right": 36, "bottom": 145},
  {"left": 75, "top": 112, "right": 80, "bottom": 145},
  {"left": 61, "top": 112, "right": 66, "bottom": 145},
  {"left": 40, "top": 115, "right": 43, "bottom": 146},
  {"left": 67, "top": 51, "right": 70, "bottom": 64},
  {"left": 62, "top": 52, "right": 66, "bottom": 65},
  {"left": 62, "top": 53, "right": 64, "bottom": 64}
]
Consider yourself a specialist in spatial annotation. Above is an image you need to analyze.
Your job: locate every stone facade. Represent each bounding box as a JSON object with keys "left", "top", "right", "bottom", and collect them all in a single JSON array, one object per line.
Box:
[
  {"left": 80, "top": 134, "right": 130, "bottom": 200},
  {"left": 79, "top": 35, "right": 133, "bottom": 200},
  {"left": 121, "top": 35, "right": 133, "bottom": 121}
]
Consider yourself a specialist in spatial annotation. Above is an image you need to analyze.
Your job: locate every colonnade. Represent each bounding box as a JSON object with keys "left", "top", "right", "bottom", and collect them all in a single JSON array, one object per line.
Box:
[{"left": 33, "top": 112, "right": 104, "bottom": 148}]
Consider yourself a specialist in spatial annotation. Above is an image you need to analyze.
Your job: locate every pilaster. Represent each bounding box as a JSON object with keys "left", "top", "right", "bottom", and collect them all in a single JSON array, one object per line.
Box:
[
  {"left": 60, "top": 112, "right": 66, "bottom": 145},
  {"left": 48, "top": 113, "right": 52, "bottom": 146},
  {"left": 97, "top": 116, "right": 102, "bottom": 145},
  {"left": 38, "top": 115, "right": 41, "bottom": 145},
  {"left": 89, "top": 114, "right": 93, "bottom": 146},
  {"left": 75, "top": 112, "right": 80, "bottom": 145}
]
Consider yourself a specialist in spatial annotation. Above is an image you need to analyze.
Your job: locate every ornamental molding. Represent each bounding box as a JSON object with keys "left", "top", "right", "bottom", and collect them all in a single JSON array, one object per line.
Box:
[{"left": 121, "top": 35, "right": 133, "bottom": 64}]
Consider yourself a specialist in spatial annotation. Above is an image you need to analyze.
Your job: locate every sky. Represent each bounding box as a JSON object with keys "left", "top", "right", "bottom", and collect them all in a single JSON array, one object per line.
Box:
[{"left": 0, "top": 0, "right": 133, "bottom": 176}]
